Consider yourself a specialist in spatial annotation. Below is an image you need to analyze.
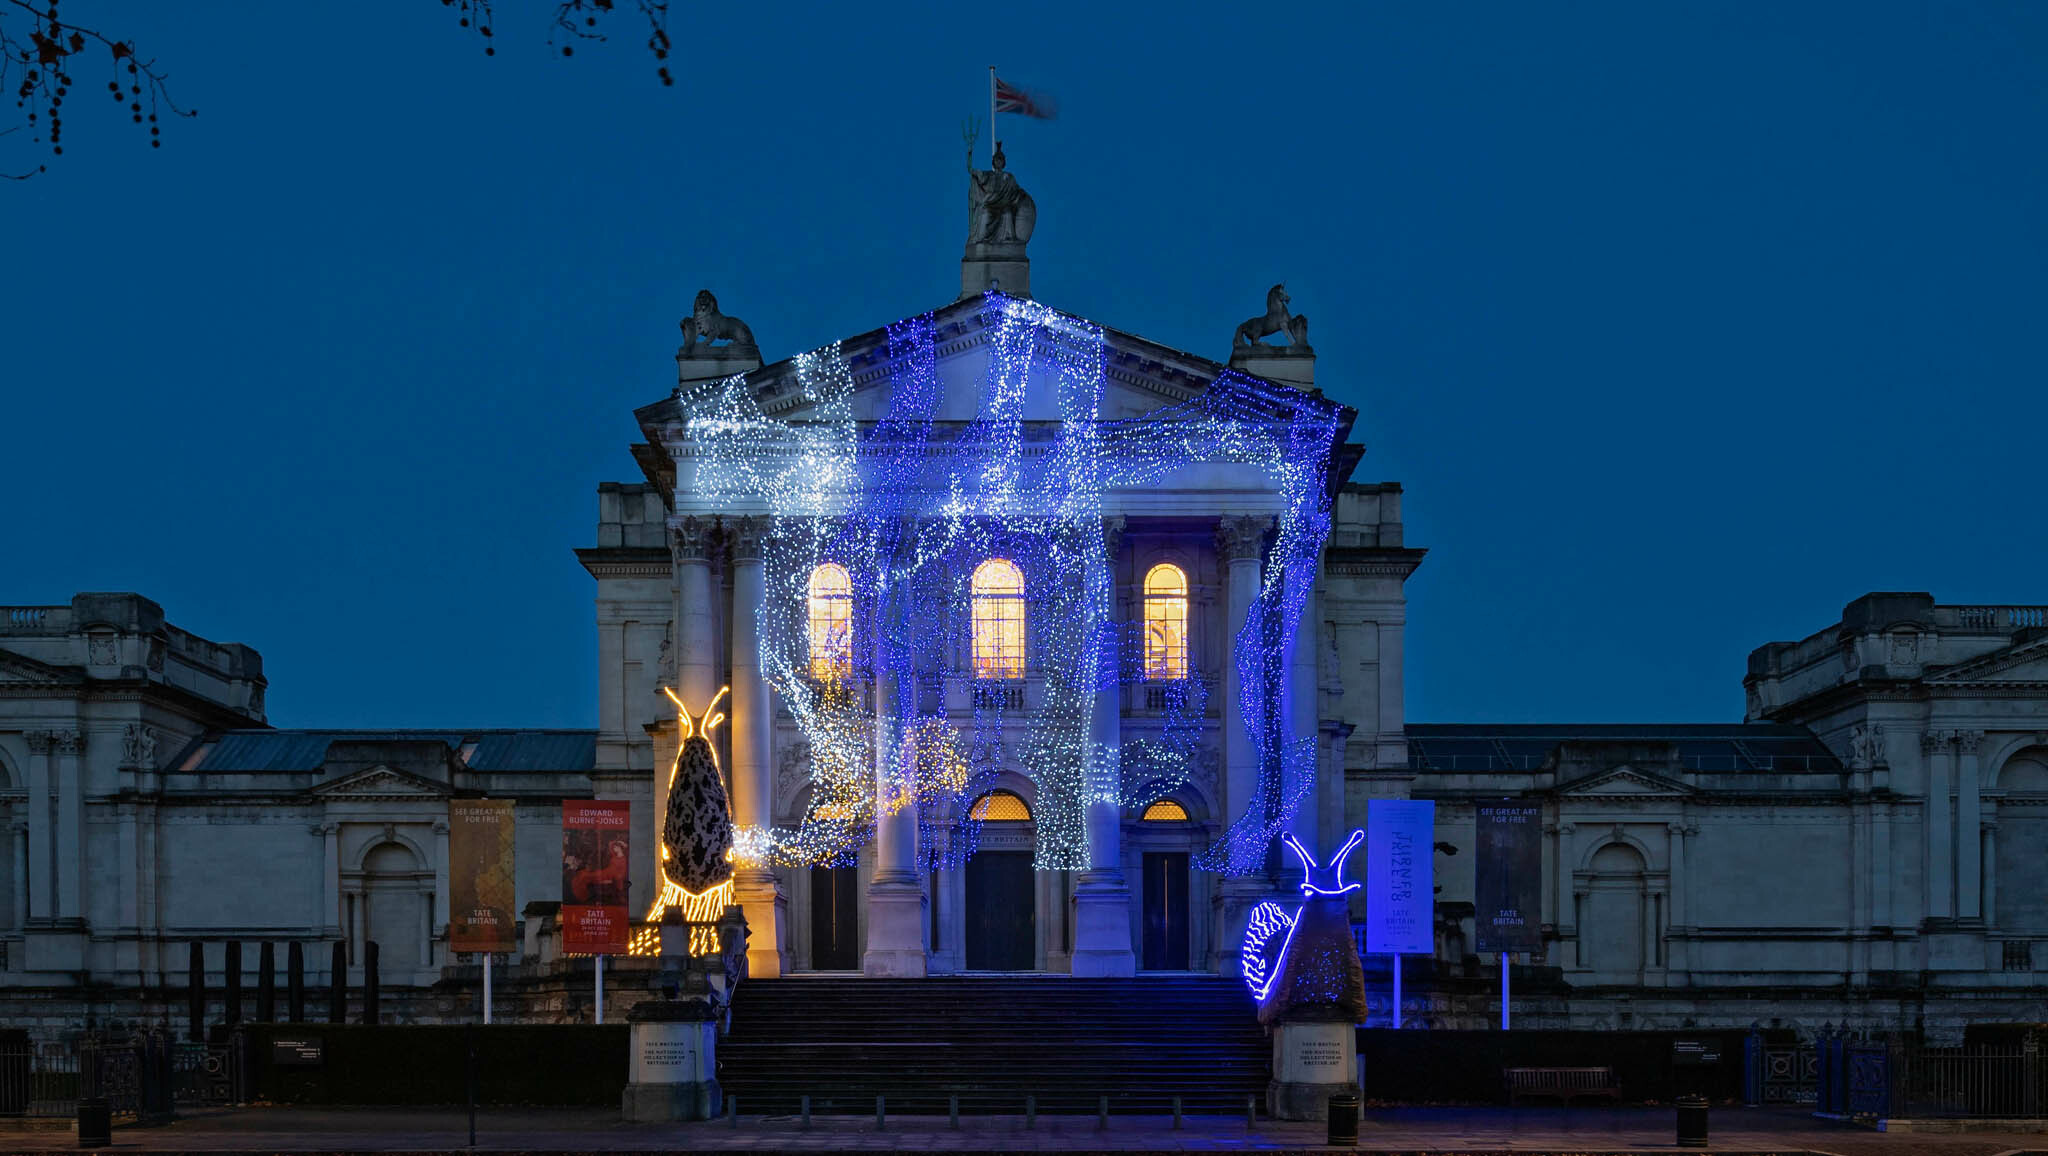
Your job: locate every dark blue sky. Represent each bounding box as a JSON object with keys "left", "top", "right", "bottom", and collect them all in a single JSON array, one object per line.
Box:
[{"left": 6, "top": 3, "right": 2044, "bottom": 729}]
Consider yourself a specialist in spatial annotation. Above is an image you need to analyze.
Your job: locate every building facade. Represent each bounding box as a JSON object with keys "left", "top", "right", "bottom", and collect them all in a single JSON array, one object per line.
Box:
[{"left": 2, "top": 162, "right": 2043, "bottom": 1036}]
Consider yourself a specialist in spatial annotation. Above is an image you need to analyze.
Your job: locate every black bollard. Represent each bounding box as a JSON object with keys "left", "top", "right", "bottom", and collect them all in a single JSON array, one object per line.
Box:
[
  {"left": 287, "top": 942, "right": 305, "bottom": 1023},
  {"left": 1675, "top": 1094, "right": 1709, "bottom": 1147},
  {"left": 256, "top": 942, "right": 276, "bottom": 1023},
  {"left": 363, "top": 941, "right": 381, "bottom": 1025},
  {"left": 327, "top": 941, "right": 347, "bottom": 1024},
  {"left": 1327, "top": 1093, "right": 1360, "bottom": 1146},
  {"left": 186, "top": 942, "right": 205, "bottom": 1042},
  {"left": 223, "top": 941, "right": 243, "bottom": 1027}
]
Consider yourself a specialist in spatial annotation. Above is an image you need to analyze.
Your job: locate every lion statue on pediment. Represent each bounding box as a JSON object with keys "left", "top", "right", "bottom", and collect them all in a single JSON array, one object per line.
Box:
[{"left": 680, "top": 289, "right": 757, "bottom": 356}]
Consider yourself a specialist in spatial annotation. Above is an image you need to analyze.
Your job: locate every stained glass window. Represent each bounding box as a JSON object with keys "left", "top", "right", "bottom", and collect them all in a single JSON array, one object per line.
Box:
[
  {"left": 971, "top": 558, "right": 1025, "bottom": 680},
  {"left": 1143, "top": 563, "right": 1189, "bottom": 681},
  {"left": 969, "top": 790, "right": 1032, "bottom": 821},
  {"left": 807, "top": 563, "right": 853, "bottom": 681}
]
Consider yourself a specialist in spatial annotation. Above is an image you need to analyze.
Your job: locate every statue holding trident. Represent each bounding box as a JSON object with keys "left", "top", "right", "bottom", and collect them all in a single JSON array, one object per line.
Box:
[{"left": 965, "top": 138, "right": 1036, "bottom": 248}]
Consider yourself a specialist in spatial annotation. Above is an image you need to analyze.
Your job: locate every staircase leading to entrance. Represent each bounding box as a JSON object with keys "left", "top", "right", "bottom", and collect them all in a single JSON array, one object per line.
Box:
[{"left": 719, "top": 976, "right": 1269, "bottom": 1115}]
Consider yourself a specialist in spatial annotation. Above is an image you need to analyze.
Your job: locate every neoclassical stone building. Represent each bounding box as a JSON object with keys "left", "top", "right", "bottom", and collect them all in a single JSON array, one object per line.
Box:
[{"left": 2, "top": 160, "right": 2043, "bottom": 1035}]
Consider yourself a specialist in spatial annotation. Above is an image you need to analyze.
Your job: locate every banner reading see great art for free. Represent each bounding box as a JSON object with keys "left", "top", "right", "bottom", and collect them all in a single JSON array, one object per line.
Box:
[
  {"left": 1475, "top": 801, "right": 1543, "bottom": 954},
  {"left": 449, "top": 799, "right": 516, "bottom": 954},
  {"left": 561, "top": 800, "right": 631, "bottom": 955}
]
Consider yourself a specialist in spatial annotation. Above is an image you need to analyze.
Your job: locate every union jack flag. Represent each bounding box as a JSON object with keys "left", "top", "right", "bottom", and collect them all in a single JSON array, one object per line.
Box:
[{"left": 994, "top": 75, "right": 1056, "bottom": 120}]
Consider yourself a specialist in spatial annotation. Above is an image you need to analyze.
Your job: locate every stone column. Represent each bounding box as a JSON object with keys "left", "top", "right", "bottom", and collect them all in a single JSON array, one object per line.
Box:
[
  {"left": 431, "top": 820, "right": 451, "bottom": 952},
  {"left": 864, "top": 568, "right": 927, "bottom": 977},
  {"left": 727, "top": 516, "right": 788, "bottom": 977},
  {"left": 318, "top": 824, "right": 342, "bottom": 938},
  {"left": 1211, "top": 516, "right": 1268, "bottom": 974},
  {"left": 1285, "top": 573, "right": 1320, "bottom": 848},
  {"left": 1666, "top": 822, "right": 1691, "bottom": 974},
  {"left": 1981, "top": 817, "right": 1998, "bottom": 930},
  {"left": 10, "top": 823, "right": 27, "bottom": 931},
  {"left": 656, "top": 515, "right": 718, "bottom": 913},
  {"left": 54, "top": 730, "right": 84, "bottom": 921},
  {"left": 1072, "top": 516, "right": 1136, "bottom": 978},
  {"left": 24, "top": 733, "right": 53, "bottom": 921},
  {"left": 1923, "top": 731, "right": 1955, "bottom": 920},
  {"left": 1956, "top": 732, "right": 1983, "bottom": 919}
]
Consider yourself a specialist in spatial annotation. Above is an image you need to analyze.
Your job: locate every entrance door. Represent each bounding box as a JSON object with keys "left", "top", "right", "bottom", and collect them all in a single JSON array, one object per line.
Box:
[
  {"left": 965, "top": 851, "right": 1034, "bottom": 970},
  {"left": 1142, "top": 852, "right": 1190, "bottom": 970},
  {"left": 809, "top": 865, "right": 859, "bottom": 970}
]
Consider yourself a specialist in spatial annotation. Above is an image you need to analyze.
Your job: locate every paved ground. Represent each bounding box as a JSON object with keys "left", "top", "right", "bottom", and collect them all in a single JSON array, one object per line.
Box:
[{"left": 0, "top": 1105, "right": 2043, "bottom": 1155}]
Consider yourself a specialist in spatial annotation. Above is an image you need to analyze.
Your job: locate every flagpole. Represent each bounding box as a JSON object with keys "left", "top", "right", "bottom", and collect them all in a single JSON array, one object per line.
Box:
[{"left": 988, "top": 65, "right": 997, "bottom": 165}]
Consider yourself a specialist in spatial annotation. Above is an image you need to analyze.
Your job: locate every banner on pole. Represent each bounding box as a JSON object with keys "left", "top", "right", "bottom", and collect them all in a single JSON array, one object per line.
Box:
[
  {"left": 1365, "top": 799, "right": 1435, "bottom": 955},
  {"left": 562, "top": 800, "right": 632, "bottom": 955},
  {"left": 1475, "top": 801, "right": 1543, "bottom": 954},
  {"left": 449, "top": 799, "right": 517, "bottom": 953}
]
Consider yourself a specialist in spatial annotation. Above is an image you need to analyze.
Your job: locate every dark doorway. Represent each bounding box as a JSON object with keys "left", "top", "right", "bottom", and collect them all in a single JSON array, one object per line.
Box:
[
  {"left": 1142, "top": 852, "right": 1190, "bottom": 970},
  {"left": 965, "top": 851, "right": 1035, "bottom": 970},
  {"left": 809, "top": 864, "right": 859, "bottom": 970}
]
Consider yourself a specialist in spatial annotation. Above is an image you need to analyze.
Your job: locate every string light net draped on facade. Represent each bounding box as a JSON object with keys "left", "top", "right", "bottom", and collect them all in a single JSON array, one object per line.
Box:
[{"left": 681, "top": 293, "right": 1345, "bottom": 875}]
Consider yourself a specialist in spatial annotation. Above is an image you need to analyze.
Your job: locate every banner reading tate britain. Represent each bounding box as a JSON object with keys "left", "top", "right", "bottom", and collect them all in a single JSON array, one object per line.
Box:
[
  {"left": 448, "top": 799, "right": 517, "bottom": 953},
  {"left": 561, "top": 800, "right": 631, "bottom": 955},
  {"left": 1475, "top": 801, "right": 1543, "bottom": 954},
  {"left": 1364, "top": 799, "right": 1435, "bottom": 955}
]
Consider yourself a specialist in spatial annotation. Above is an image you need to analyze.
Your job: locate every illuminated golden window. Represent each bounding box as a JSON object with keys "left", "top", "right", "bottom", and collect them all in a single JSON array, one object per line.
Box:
[
  {"left": 969, "top": 790, "right": 1032, "bottom": 821},
  {"left": 971, "top": 558, "right": 1025, "bottom": 680},
  {"left": 1141, "top": 799, "right": 1190, "bottom": 822},
  {"left": 808, "top": 563, "right": 853, "bottom": 681},
  {"left": 1142, "top": 563, "right": 1190, "bottom": 681}
]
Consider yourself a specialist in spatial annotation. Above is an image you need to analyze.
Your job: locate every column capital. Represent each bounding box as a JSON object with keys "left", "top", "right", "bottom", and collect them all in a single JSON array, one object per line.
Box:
[
  {"left": 24, "top": 731, "right": 57, "bottom": 755},
  {"left": 50, "top": 730, "right": 84, "bottom": 756},
  {"left": 1214, "top": 515, "right": 1268, "bottom": 564},
  {"left": 1101, "top": 514, "right": 1126, "bottom": 558},
  {"left": 730, "top": 515, "right": 767, "bottom": 564},
  {"left": 1956, "top": 731, "right": 1985, "bottom": 756},
  {"left": 670, "top": 514, "right": 718, "bottom": 563},
  {"left": 1921, "top": 730, "right": 1955, "bottom": 755}
]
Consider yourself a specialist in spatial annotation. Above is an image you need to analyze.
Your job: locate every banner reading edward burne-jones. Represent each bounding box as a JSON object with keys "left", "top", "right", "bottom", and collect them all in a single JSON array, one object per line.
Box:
[
  {"left": 1365, "top": 799, "right": 1435, "bottom": 955},
  {"left": 561, "top": 800, "right": 631, "bottom": 955},
  {"left": 1475, "top": 801, "right": 1543, "bottom": 954},
  {"left": 448, "top": 799, "right": 517, "bottom": 954}
]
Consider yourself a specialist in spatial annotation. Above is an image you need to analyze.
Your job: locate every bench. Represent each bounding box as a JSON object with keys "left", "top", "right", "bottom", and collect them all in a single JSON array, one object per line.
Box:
[{"left": 1503, "top": 1066, "right": 1621, "bottom": 1106}]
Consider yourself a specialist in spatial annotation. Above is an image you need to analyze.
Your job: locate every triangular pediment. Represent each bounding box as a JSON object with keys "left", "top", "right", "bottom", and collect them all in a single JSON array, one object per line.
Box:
[
  {"left": 0, "top": 649, "right": 83, "bottom": 686},
  {"left": 1927, "top": 637, "right": 2048, "bottom": 687},
  {"left": 1558, "top": 766, "right": 1692, "bottom": 798},
  {"left": 650, "top": 293, "right": 1335, "bottom": 428},
  {"left": 311, "top": 764, "right": 450, "bottom": 800}
]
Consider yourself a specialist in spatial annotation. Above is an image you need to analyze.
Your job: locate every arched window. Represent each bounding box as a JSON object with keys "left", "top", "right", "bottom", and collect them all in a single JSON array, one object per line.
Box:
[
  {"left": 971, "top": 559, "right": 1025, "bottom": 680},
  {"left": 807, "top": 563, "right": 853, "bottom": 681},
  {"left": 1142, "top": 563, "right": 1190, "bottom": 681},
  {"left": 1141, "top": 799, "right": 1189, "bottom": 822},
  {"left": 969, "top": 790, "right": 1032, "bottom": 822}
]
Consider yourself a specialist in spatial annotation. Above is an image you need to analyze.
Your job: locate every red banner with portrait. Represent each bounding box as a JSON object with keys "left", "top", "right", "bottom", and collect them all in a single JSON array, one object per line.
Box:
[{"left": 562, "top": 800, "right": 631, "bottom": 955}]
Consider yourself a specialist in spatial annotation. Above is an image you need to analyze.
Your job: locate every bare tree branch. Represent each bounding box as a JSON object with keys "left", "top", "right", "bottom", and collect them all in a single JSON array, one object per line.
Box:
[{"left": 1, "top": 0, "right": 193, "bottom": 179}]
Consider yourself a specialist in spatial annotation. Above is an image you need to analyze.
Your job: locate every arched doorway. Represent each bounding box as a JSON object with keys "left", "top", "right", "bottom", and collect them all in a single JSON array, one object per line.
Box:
[
  {"left": 1582, "top": 842, "right": 1646, "bottom": 978},
  {"left": 965, "top": 790, "right": 1035, "bottom": 971},
  {"left": 361, "top": 841, "right": 428, "bottom": 981},
  {"left": 1138, "top": 799, "right": 1192, "bottom": 971}
]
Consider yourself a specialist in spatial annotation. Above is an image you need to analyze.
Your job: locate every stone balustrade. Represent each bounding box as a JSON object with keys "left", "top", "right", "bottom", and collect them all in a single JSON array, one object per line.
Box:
[{"left": 0, "top": 605, "right": 66, "bottom": 633}]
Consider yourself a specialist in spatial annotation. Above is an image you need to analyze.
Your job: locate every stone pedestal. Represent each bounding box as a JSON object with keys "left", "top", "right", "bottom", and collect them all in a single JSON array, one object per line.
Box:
[
  {"left": 1267, "top": 1020, "right": 1357, "bottom": 1121},
  {"left": 1069, "top": 872, "right": 1136, "bottom": 977},
  {"left": 861, "top": 878, "right": 929, "bottom": 977},
  {"left": 1228, "top": 344, "right": 1316, "bottom": 391},
  {"left": 733, "top": 870, "right": 788, "bottom": 979},
  {"left": 675, "top": 345, "right": 763, "bottom": 389},
  {"left": 961, "top": 242, "right": 1029, "bottom": 300},
  {"left": 621, "top": 999, "right": 721, "bottom": 1122}
]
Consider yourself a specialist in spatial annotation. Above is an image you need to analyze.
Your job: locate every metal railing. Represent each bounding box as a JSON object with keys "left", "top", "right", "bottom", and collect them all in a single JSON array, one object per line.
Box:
[{"left": 1896, "top": 1041, "right": 2044, "bottom": 1118}]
